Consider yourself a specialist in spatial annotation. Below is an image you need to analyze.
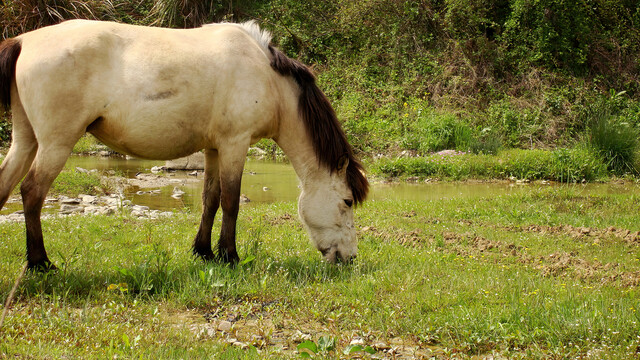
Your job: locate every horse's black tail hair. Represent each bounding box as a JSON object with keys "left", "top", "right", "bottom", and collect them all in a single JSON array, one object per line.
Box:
[
  {"left": 268, "top": 45, "right": 369, "bottom": 206},
  {"left": 0, "top": 38, "right": 21, "bottom": 111}
]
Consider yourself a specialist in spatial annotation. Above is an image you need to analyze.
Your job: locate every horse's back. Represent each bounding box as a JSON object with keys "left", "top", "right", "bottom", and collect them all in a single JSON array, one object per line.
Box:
[{"left": 14, "top": 20, "right": 284, "bottom": 160}]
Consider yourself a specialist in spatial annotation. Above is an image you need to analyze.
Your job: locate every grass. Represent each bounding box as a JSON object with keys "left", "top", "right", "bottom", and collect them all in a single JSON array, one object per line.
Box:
[
  {"left": 72, "top": 134, "right": 107, "bottom": 154},
  {"left": 372, "top": 147, "right": 609, "bottom": 182},
  {"left": 1, "top": 188, "right": 640, "bottom": 358},
  {"left": 588, "top": 107, "right": 640, "bottom": 175}
]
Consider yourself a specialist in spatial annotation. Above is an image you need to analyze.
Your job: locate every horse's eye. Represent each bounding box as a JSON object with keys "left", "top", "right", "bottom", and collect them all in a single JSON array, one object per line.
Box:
[{"left": 344, "top": 199, "right": 353, "bottom": 207}]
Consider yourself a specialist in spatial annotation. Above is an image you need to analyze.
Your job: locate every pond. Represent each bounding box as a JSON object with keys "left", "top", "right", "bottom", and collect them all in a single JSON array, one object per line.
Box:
[{"left": 3, "top": 155, "right": 640, "bottom": 214}]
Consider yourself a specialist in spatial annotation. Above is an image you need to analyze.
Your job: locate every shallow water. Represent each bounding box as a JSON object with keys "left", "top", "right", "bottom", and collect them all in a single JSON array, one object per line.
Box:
[{"left": 3, "top": 155, "right": 640, "bottom": 214}]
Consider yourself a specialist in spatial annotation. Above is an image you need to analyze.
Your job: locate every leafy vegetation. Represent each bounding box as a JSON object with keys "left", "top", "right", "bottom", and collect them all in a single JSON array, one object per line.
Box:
[
  {"left": 2, "top": 190, "right": 640, "bottom": 358},
  {"left": 1, "top": 1, "right": 639, "bottom": 164},
  {"left": 373, "top": 147, "right": 608, "bottom": 182}
]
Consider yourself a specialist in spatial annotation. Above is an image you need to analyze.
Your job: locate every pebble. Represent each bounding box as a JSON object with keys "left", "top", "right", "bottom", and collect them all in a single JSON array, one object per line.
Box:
[
  {"left": 59, "top": 205, "right": 84, "bottom": 214},
  {"left": 81, "top": 195, "right": 98, "bottom": 204},
  {"left": 60, "top": 196, "right": 81, "bottom": 205},
  {"left": 217, "top": 320, "right": 232, "bottom": 332}
]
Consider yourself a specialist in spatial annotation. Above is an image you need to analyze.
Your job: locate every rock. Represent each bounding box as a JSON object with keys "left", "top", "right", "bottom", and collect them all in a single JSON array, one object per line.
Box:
[
  {"left": 60, "top": 196, "right": 80, "bottom": 205},
  {"left": 131, "top": 210, "right": 145, "bottom": 217},
  {"left": 239, "top": 194, "right": 250, "bottom": 204},
  {"left": 217, "top": 320, "right": 232, "bottom": 332},
  {"left": 373, "top": 342, "right": 390, "bottom": 350},
  {"left": 188, "top": 170, "right": 199, "bottom": 176},
  {"left": 100, "top": 207, "right": 116, "bottom": 215},
  {"left": 59, "top": 205, "right": 84, "bottom": 214},
  {"left": 81, "top": 195, "right": 97, "bottom": 204},
  {"left": 150, "top": 166, "right": 164, "bottom": 173},
  {"left": 99, "top": 150, "right": 111, "bottom": 157},
  {"left": 84, "top": 205, "right": 100, "bottom": 214},
  {"left": 75, "top": 167, "right": 89, "bottom": 174},
  {"left": 132, "top": 205, "right": 150, "bottom": 212},
  {"left": 233, "top": 341, "right": 248, "bottom": 349},
  {"left": 165, "top": 153, "right": 205, "bottom": 170}
]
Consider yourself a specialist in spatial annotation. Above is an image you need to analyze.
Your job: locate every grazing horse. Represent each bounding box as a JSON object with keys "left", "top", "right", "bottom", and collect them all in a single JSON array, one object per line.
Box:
[{"left": 0, "top": 20, "right": 368, "bottom": 270}]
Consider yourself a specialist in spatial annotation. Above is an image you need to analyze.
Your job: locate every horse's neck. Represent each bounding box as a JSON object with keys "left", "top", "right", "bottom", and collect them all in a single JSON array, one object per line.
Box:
[{"left": 274, "top": 116, "right": 325, "bottom": 188}]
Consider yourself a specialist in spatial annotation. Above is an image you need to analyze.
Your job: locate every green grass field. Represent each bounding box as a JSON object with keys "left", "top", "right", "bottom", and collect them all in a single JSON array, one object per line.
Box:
[{"left": 1, "top": 187, "right": 640, "bottom": 359}]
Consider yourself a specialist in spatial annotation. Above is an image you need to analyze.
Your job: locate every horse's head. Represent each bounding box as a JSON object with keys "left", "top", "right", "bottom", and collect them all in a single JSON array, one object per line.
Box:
[{"left": 298, "top": 156, "right": 360, "bottom": 263}]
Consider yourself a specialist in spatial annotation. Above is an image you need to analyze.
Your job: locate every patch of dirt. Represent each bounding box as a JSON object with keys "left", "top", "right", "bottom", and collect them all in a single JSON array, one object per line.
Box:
[
  {"left": 266, "top": 213, "right": 295, "bottom": 226},
  {"left": 507, "top": 224, "right": 640, "bottom": 247},
  {"left": 360, "top": 226, "right": 427, "bottom": 248},
  {"left": 169, "top": 296, "right": 454, "bottom": 359}
]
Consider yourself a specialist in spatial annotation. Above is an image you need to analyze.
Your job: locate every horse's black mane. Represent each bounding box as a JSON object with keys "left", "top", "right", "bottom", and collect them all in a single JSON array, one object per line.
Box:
[{"left": 268, "top": 46, "right": 368, "bottom": 205}]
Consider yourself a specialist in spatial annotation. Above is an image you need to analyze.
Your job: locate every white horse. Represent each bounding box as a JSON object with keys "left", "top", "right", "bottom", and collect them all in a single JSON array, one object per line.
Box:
[{"left": 0, "top": 20, "right": 368, "bottom": 270}]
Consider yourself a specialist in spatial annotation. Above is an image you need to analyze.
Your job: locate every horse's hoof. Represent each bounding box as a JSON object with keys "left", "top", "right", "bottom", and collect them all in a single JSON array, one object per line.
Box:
[
  {"left": 192, "top": 246, "right": 216, "bottom": 262},
  {"left": 217, "top": 250, "right": 240, "bottom": 266},
  {"left": 27, "top": 260, "right": 58, "bottom": 273}
]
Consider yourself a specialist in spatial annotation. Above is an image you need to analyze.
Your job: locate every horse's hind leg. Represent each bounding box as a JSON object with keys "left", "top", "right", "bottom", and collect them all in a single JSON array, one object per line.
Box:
[
  {"left": 0, "top": 101, "right": 37, "bottom": 210},
  {"left": 193, "top": 149, "right": 221, "bottom": 260}
]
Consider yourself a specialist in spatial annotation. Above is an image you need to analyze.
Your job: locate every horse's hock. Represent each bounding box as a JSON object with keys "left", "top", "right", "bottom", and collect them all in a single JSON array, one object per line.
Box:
[{"left": 165, "top": 153, "right": 205, "bottom": 170}]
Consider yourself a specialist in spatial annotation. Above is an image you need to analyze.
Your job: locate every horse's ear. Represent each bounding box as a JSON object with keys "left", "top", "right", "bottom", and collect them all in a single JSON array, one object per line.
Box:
[{"left": 337, "top": 154, "right": 349, "bottom": 175}]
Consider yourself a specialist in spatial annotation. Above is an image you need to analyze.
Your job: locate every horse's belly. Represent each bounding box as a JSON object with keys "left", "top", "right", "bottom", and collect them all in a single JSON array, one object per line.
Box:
[{"left": 87, "top": 116, "right": 204, "bottom": 160}]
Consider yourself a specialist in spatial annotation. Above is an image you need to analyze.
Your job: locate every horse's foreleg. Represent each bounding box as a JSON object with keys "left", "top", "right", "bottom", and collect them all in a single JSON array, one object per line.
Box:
[
  {"left": 216, "top": 146, "right": 248, "bottom": 265},
  {"left": 21, "top": 145, "right": 74, "bottom": 271},
  {"left": 192, "top": 149, "right": 221, "bottom": 261}
]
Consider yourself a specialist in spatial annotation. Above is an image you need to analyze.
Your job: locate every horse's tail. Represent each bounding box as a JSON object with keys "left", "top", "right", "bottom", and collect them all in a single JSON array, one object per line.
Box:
[
  {"left": 0, "top": 38, "right": 22, "bottom": 111},
  {"left": 268, "top": 46, "right": 369, "bottom": 206}
]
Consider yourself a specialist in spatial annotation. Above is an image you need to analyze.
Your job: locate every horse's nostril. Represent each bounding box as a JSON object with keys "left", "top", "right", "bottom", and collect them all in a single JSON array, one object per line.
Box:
[{"left": 335, "top": 252, "right": 356, "bottom": 264}]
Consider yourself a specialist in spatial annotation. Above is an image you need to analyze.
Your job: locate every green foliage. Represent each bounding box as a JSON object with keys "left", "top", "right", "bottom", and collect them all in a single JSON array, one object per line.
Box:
[
  {"left": 0, "top": 112, "right": 10, "bottom": 147},
  {"left": 587, "top": 103, "right": 640, "bottom": 175},
  {"left": 72, "top": 134, "right": 105, "bottom": 154},
  {"left": 373, "top": 148, "right": 607, "bottom": 182},
  {"left": 1, "top": 0, "right": 640, "bottom": 158},
  {"left": 50, "top": 168, "right": 108, "bottom": 196},
  {"left": 502, "top": 0, "right": 592, "bottom": 71}
]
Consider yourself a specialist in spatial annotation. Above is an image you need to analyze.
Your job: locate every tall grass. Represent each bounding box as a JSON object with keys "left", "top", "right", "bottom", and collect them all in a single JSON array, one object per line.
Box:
[
  {"left": 0, "top": 0, "right": 119, "bottom": 38},
  {"left": 372, "top": 148, "right": 608, "bottom": 182},
  {"left": 587, "top": 107, "right": 639, "bottom": 175},
  {"left": 148, "top": 0, "right": 225, "bottom": 28}
]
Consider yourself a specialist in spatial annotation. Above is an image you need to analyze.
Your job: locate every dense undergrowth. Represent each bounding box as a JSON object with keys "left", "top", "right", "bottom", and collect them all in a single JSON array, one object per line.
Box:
[{"left": 1, "top": 0, "right": 640, "bottom": 179}]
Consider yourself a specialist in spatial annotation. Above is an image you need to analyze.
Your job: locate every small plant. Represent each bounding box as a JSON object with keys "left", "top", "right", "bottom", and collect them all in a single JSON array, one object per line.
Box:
[{"left": 297, "top": 336, "right": 335, "bottom": 358}]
